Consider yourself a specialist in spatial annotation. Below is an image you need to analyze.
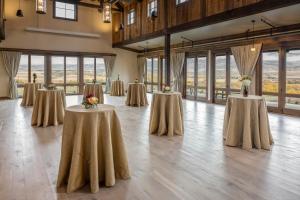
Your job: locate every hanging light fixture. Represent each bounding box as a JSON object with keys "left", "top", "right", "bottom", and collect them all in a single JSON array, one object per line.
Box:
[
  {"left": 251, "top": 20, "right": 256, "bottom": 52},
  {"left": 103, "top": 2, "right": 112, "bottom": 23},
  {"left": 16, "top": 0, "right": 24, "bottom": 17},
  {"left": 36, "top": 0, "right": 47, "bottom": 14}
]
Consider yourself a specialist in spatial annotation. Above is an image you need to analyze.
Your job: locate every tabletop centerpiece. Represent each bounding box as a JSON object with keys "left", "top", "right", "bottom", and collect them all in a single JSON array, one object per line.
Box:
[
  {"left": 117, "top": 74, "right": 120, "bottom": 81},
  {"left": 239, "top": 75, "right": 252, "bottom": 97},
  {"left": 92, "top": 79, "right": 96, "bottom": 84},
  {"left": 44, "top": 83, "right": 56, "bottom": 90},
  {"left": 33, "top": 73, "right": 37, "bottom": 83},
  {"left": 82, "top": 94, "right": 99, "bottom": 109},
  {"left": 162, "top": 85, "right": 171, "bottom": 93},
  {"left": 134, "top": 78, "right": 139, "bottom": 83}
]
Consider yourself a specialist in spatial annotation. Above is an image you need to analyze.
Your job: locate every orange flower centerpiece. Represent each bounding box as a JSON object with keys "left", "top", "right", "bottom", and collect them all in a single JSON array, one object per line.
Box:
[{"left": 82, "top": 94, "right": 99, "bottom": 109}]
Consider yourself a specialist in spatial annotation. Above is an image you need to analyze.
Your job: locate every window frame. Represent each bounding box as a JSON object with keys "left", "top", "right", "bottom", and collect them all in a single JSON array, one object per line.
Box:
[
  {"left": 147, "top": 0, "right": 158, "bottom": 18},
  {"left": 127, "top": 9, "right": 135, "bottom": 25},
  {"left": 53, "top": 0, "right": 78, "bottom": 21}
]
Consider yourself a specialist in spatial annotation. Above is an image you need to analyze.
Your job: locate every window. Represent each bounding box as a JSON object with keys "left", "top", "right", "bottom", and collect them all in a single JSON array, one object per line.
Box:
[
  {"left": 197, "top": 57, "right": 207, "bottom": 98},
  {"left": 262, "top": 51, "right": 279, "bottom": 107},
  {"left": 54, "top": 1, "right": 77, "bottom": 21},
  {"left": 176, "top": 0, "right": 188, "bottom": 5},
  {"left": 127, "top": 9, "right": 135, "bottom": 25},
  {"left": 31, "top": 55, "right": 45, "bottom": 84},
  {"left": 16, "top": 55, "right": 29, "bottom": 96},
  {"left": 84, "top": 57, "right": 106, "bottom": 90},
  {"left": 51, "top": 56, "right": 64, "bottom": 84},
  {"left": 145, "top": 57, "right": 159, "bottom": 92},
  {"left": 186, "top": 58, "right": 195, "bottom": 97},
  {"left": 66, "top": 57, "right": 79, "bottom": 94},
  {"left": 286, "top": 49, "right": 300, "bottom": 110},
  {"left": 215, "top": 55, "right": 227, "bottom": 100},
  {"left": 147, "top": 0, "right": 157, "bottom": 17}
]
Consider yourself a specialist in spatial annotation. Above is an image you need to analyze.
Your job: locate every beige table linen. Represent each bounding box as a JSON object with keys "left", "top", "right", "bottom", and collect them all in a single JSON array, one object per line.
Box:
[
  {"left": 31, "top": 89, "right": 66, "bottom": 127},
  {"left": 111, "top": 80, "right": 125, "bottom": 96},
  {"left": 21, "top": 83, "right": 42, "bottom": 106},
  {"left": 83, "top": 84, "right": 104, "bottom": 104},
  {"left": 126, "top": 83, "right": 148, "bottom": 107},
  {"left": 149, "top": 92, "right": 184, "bottom": 136},
  {"left": 223, "top": 95, "right": 274, "bottom": 150},
  {"left": 57, "top": 105, "right": 130, "bottom": 193}
]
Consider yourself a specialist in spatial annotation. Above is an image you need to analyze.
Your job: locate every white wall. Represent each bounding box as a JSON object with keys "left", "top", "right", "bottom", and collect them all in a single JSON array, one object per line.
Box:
[{"left": 0, "top": 0, "right": 138, "bottom": 97}]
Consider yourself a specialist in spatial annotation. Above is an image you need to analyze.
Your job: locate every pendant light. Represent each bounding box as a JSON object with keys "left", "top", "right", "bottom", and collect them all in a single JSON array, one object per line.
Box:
[
  {"left": 103, "top": 2, "right": 112, "bottom": 23},
  {"left": 251, "top": 20, "right": 256, "bottom": 52},
  {"left": 36, "top": 0, "right": 47, "bottom": 14},
  {"left": 16, "top": 0, "right": 24, "bottom": 17}
]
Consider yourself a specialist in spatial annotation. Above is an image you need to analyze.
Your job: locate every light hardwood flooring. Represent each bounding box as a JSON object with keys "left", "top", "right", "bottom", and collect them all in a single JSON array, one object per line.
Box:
[{"left": 0, "top": 94, "right": 300, "bottom": 200}]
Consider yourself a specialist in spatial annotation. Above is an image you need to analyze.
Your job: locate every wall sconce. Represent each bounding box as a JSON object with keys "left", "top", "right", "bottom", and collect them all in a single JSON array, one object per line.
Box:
[
  {"left": 16, "top": 0, "right": 24, "bottom": 17},
  {"left": 103, "top": 3, "right": 112, "bottom": 23},
  {"left": 36, "top": 0, "right": 47, "bottom": 14}
]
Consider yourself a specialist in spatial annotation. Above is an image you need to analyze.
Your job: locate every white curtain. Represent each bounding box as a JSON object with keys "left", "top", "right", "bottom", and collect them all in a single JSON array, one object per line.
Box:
[
  {"left": 231, "top": 43, "right": 262, "bottom": 94},
  {"left": 171, "top": 52, "right": 185, "bottom": 91},
  {"left": 137, "top": 56, "right": 146, "bottom": 83},
  {"left": 0, "top": 51, "right": 22, "bottom": 99},
  {"left": 104, "top": 56, "right": 116, "bottom": 93}
]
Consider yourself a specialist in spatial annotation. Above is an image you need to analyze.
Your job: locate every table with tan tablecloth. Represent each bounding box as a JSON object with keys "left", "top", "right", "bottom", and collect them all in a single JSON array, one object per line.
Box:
[
  {"left": 111, "top": 80, "right": 125, "bottom": 96},
  {"left": 31, "top": 89, "right": 66, "bottom": 127},
  {"left": 21, "top": 83, "right": 42, "bottom": 106},
  {"left": 125, "top": 83, "right": 148, "bottom": 107},
  {"left": 83, "top": 83, "right": 104, "bottom": 104},
  {"left": 57, "top": 105, "right": 130, "bottom": 193},
  {"left": 223, "top": 95, "right": 274, "bottom": 150},
  {"left": 149, "top": 92, "right": 184, "bottom": 136}
]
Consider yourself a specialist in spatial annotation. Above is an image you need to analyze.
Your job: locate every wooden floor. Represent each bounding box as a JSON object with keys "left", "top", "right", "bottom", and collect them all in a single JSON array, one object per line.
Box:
[{"left": 0, "top": 94, "right": 300, "bottom": 200}]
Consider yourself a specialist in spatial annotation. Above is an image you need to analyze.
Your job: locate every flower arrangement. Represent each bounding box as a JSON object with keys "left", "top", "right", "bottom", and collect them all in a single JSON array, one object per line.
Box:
[
  {"left": 33, "top": 73, "right": 37, "bottom": 83},
  {"left": 82, "top": 94, "right": 99, "bottom": 109},
  {"left": 44, "top": 83, "right": 56, "bottom": 90},
  {"left": 162, "top": 85, "right": 171, "bottom": 93},
  {"left": 134, "top": 78, "right": 139, "bottom": 83},
  {"left": 239, "top": 75, "right": 252, "bottom": 97}
]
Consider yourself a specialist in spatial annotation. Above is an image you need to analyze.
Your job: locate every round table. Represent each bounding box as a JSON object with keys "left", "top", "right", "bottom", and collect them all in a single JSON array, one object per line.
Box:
[
  {"left": 126, "top": 83, "right": 148, "bottom": 107},
  {"left": 57, "top": 105, "right": 130, "bottom": 193},
  {"left": 223, "top": 95, "right": 274, "bottom": 150},
  {"left": 83, "top": 83, "right": 104, "bottom": 104},
  {"left": 111, "top": 80, "right": 125, "bottom": 96},
  {"left": 21, "top": 83, "right": 42, "bottom": 106},
  {"left": 149, "top": 92, "right": 184, "bottom": 136},
  {"left": 31, "top": 89, "right": 66, "bottom": 127}
]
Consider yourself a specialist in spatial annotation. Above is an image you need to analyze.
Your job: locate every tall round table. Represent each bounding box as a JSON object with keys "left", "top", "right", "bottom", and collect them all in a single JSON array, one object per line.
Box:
[
  {"left": 126, "top": 83, "right": 148, "bottom": 107},
  {"left": 149, "top": 92, "right": 184, "bottom": 136},
  {"left": 31, "top": 89, "right": 66, "bottom": 127},
  {"left": 21, "top": 83, "right": 42, "bottom": 106},
  {"left": 57, "top": 105, "right": 130, "bottom": 193},
  {"left": 111, "top": 80, "right": 125, "bottom": 96},
  {"left": 83, "top": 83, "right": 104, "bottom": 104},
  {"left": 223, "top": 95, "right": 274, "bottom": 150}
]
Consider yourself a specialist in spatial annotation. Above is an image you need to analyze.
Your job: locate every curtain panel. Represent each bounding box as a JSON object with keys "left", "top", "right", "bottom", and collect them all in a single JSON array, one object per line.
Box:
[
  {"left": 137, "top": 57, "right": 146, "bottom": 83},
  {"left": 0, "top": 51, "right": 22, "bottom": 99},
  {"left": 103, "top": 56, "right": 116, "bottom": 93},
  {"left": 171, "top": 52, "right": 185, "bottom": 92},
  {"left": 231, "top": 43, "right": 262, "bottom": 94}
]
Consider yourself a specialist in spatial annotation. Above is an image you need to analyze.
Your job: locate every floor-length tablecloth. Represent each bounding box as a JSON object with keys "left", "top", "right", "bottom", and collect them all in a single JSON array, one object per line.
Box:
[
  {"left": 111, "top": 80, "right": 125, "bottom": 96},
  {"left": 149, "top": 92, "right": 184, "bottom": 136},
  {"left": 223, "top": 95, "right": 274, "bottom": 150},
  {"left": 83, "top": 84, "right": 104, "bottom": 104},
  {"left": 31, "top": 89, "right": 66, "bottom": 127},
  {"left": 57, "top": 105, "right": 130, "bottom": 193},
  {"left": 126, "top": 83, "right": 148, "bottom": 107},
  {"left": 21, "top": 83, "right": 42, "bottom": 106}
]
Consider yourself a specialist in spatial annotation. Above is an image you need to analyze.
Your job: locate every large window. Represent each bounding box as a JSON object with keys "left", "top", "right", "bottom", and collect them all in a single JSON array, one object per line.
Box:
[
  {"left": 31, "top": 55, "right": 45, "bottom": 84},
  {"left": 230, "top": 55, "right": 241, "bottom": 93},
  {"left": 16, "top": 55, "right": 29, "bottom": 96},
  {"left": 215, "top": 55, "right": 227, "bottom": 100},
  {"left": 147, "top": 0, "right": 157, "bottom": 17},
  {"left": 262, "top": 51, "right": 279, "bottom": 107},
  {"left": 145, "top": 57, "right": 159, "bottom": 92},
  {"left": 84, "top": 57, "right": 106, "bottom": 91},
  {"left": 286, "top": 49, "right": 300, "bottom": 110},
  {"left": 197, "top": 57, "right": 207, "bottom": 98},
  {"left": 127, "top": 9, "right": 135, "bottom": 25},
  {"left": 54, "top": 1, "right": 77, "bottom": 21},
  {"left": 176, "top": 0, "right": 189, "bottom": 5},
  {"left": 186, "top": 58, "right": 195, "bottom": 97}
]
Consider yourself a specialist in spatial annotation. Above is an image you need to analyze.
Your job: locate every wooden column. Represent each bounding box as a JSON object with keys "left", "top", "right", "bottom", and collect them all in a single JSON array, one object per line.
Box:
[{"left": 165, "top": 33, "right": 171, "bottom": 85}]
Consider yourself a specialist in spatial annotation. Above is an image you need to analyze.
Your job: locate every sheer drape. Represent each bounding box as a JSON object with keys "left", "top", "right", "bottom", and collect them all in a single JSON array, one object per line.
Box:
[
  {"left": 137, "top": 57, "right": 146, "bottom": 83},
  {"left": 0, "top": 51, "right": 22, "bottom": 99},
  {"left": 231, "top": 43, "right": 262, "bottom": 94},
  {"left": 171, "top": 52, "right": 185, "bottom": 91},
  {"left": 104, "top": 56, "right": 116, "bottom": 93}
]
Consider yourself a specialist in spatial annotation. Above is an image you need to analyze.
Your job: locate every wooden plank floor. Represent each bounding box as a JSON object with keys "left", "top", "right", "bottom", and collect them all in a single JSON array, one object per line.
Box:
[{"left": 0, "top": 94, "right": 300, "bottom": 200}]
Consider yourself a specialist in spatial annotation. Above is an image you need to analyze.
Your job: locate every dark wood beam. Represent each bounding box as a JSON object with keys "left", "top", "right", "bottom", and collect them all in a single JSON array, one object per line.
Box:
[{"left": 164, "top": 34, "right": 171, "bottom": 85}]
